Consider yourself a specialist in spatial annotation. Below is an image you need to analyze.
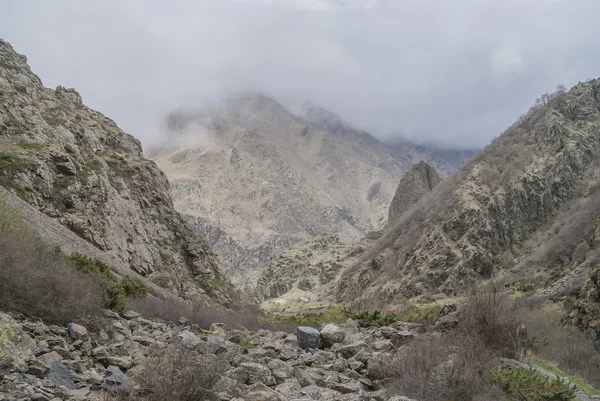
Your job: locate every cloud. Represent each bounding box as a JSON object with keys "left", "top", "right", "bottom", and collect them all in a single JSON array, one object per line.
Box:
[{"left": 1, "top": 0, "right": 599, "bottom": 148}]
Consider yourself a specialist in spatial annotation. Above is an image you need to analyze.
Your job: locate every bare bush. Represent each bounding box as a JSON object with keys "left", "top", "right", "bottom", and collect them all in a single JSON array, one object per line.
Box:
[
  {"left": 460, "top": 284, "right": 519, "bottom": 358},
  {"left": 134, "top": 343, "right": 229, "bottom": 401},
  {"left": 0, "top": 201, "right": 103, "bottom": 324},
  {"left": 388, "top": 333, "right": 497, "bottom": 401},
  {"left": 518, "top": 301, "right": 600, "bottom": 388},
  {"left": 129, "top": 294, "right": 292, "bottom": 332}
]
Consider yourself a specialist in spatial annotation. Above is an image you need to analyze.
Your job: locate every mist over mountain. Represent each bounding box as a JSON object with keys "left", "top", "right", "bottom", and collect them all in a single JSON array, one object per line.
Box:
[
  {"left": 149, "top": 94, "right": 473, "bottom": 286},
  {"left": 3, "top": 0, "right": 600, "bottom": 149}
]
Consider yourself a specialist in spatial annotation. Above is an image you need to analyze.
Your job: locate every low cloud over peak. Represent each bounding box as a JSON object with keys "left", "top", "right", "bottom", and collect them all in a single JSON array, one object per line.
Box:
[{"left": 2, "top": 0, "right": 598, "bottom": 148}]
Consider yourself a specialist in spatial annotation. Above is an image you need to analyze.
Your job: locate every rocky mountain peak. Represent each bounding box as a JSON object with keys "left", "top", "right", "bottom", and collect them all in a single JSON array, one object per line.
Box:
[{"left": 388, "top": 161, "right": 441, "bottom": 225}]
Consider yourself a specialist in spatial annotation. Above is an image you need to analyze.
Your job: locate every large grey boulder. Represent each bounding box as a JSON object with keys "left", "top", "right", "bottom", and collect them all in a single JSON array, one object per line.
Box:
[
  {"left": 102, "top": 366, "right": 132, "bottom": 395},
  {"left": 47, "top": 361, "right": 75, "bottom": 390},
  {"left": 320, "top": 324, "right": 346, "bottom": 347},
  {"left": 296, "top": 327, "right": 323, "bottom": 350}
]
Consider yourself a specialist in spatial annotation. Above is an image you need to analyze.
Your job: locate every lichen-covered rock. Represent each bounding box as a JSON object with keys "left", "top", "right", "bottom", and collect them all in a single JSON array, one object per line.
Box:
[{"left": 0, "top": 39, "right": 232, "bottom": 303}]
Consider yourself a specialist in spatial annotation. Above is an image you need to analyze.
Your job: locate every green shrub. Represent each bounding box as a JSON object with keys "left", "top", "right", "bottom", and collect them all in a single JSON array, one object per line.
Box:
[
  {"left": 492, "top": 367, "right": 577, "bottom": 401},
  {"left": 345, "top": 309, "right": 400, "bottom": 327},
  {"left": 17, "top": 140, "right": 46, "bottom": 150},
  {"left": 121, "top": 275, "right": 148, "bottom": 298},
  {"left": 64, "top": 252, "right": 148, "bottom": 312},
  {"left": 42, "top": 116, "right": 65, "bottom": 127}
]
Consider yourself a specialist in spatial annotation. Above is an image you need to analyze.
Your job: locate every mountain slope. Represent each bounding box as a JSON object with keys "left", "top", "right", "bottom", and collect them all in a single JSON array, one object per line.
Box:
[
  {"left": 337, "top": 80, "right": 600, "bottom": 304},
  {"left": 0, "top": 39, "right": 232, "bottom": 303},
  {"left": 150, "top": 95, "right": 472, "bottom": 286}
]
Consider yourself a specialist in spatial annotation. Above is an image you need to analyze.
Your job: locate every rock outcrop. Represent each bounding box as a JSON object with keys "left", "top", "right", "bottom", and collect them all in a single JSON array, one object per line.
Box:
[
  {"left": 388, "top": 161, "right": 440, "bottom": 225},
  {"left": 337, "top": 79, "right": 600, "bottom": 304},
  {"left": 254, "top": 235, "right": 369, "bottom": 302},
  {"left": 0, "top": 39, "right": 232, "bottom": 302},
  {"left": 149, "top": 95, "right": 473, "bottom": 287}
]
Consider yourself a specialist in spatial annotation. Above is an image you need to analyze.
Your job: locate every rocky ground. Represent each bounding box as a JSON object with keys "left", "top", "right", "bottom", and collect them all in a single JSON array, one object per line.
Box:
[{"left": 0, "top": 307, "right": 430, "bottom": 401}]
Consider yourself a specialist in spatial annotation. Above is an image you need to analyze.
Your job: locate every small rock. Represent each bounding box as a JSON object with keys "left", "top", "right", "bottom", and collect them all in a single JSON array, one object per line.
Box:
[
  {"left": 67, "top": 323, "right": 88, "bottom": 342},
  {"left": 296, "top": 327, "right": 323, "bottom": 350},
  {"left": 33, "top": 347, "right": 52, "bottom": 358},
  {"left": 331, "top": 383, "right": 360, "bottom": 394},
  {"left": 121, "top": 310, "right": 140, "bottom": 320}
]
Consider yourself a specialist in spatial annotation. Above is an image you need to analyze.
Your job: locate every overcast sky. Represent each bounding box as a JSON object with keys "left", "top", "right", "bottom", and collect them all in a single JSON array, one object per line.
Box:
[{"left": 2, "top": 0, "right": 599, "bottom": 148}]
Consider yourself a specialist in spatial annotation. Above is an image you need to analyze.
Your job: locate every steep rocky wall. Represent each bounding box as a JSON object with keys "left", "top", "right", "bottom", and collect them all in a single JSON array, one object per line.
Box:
[
  {"left": 0, "top": 39, "right": 232, "bottom": 303},
  {"left": 337, "top": 79, "right": 600, "bottom": 303}
]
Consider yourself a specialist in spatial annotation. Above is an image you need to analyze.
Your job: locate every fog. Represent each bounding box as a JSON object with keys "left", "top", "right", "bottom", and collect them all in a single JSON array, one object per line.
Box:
[{"left": 2, "top": 0, "right": 599, "bottom": 148}]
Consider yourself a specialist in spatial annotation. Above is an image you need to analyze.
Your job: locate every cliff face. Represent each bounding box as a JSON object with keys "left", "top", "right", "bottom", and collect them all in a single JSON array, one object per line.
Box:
[
  {"left": 337, "top": 79, "right": 600, "bottom": 304},
  {"left": 150, "top": 95, "right": 472, "bottom": 286},
  {"left": 387, "top": 161, "right": 440, "bottom": 225},
  {"left": 0, "top": 39, "right": 232, "bottom": 303}
]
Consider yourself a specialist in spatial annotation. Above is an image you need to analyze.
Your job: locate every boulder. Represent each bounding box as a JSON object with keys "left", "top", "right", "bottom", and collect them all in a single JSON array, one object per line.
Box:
[
  {"left": 296, "top": 327, "right": 323, "bottom": 350},
  {"left": 338, "top": 341, "right": 367, "bottom": 359},
  {"left": 47, "top": 361, "right": 75, "bottom": 390},
  {"left": 67, "top": 323, "right": 88, "bottom": 341},
  {"left": 320, "top": 324, "right": 346, "bottom": 347},
  {"left": 435, "top": 312, "right": 459, "bottom": 331},
  {"left": 227, "top": 362, "right": 276, "bottom": 386},
  {"left": 37, "top": 351, "right": 62, "bottom": 368},
  {"left": 102, "top": 366, "right": 132, "bottom": 395}
]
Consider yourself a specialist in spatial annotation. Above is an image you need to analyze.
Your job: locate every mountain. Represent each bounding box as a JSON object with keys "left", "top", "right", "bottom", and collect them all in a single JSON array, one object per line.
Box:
[
  {"left": 0, "top": 39, "right": 232, "bottom": 303},
  {"left": 388, "top": 161, "right": 440, "bottom": 225},
  {"left": 336, "top": 80, "right": 600, "bottom": 304},
  {"left": 149, "top": 95, "right": 473, "bottom": 287}
]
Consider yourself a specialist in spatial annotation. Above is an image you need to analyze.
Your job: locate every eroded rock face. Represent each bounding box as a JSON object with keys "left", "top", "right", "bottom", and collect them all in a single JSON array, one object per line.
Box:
[
  {"left": 388, "top": 161, "right": 441, "bottom": 225},
  {"left": 0, "top": 39, "right": 232, "bottom": 302}
]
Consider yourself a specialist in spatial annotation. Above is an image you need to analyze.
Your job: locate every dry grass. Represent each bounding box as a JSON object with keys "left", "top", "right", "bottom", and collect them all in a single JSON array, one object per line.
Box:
[
  {"left": 0, "top": 200, "right": 103, "bottom": 324},
  {"left": 130, "top": 294, "right": 292, "bottom": 332}
]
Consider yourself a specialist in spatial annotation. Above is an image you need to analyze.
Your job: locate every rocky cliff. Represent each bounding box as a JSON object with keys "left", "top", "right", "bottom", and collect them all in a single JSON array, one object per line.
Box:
[
  {"left": 337, "top": 79, "right": 600, "bottom": 304},
  {"left": 0, "top": 39, "right": 232, "bottom": 303},
  {"left": 387, "top": 161, "right": 440, "bottom": 225},
  {"left": 150, "top": 95, "right": 472, "bottom": 286}
]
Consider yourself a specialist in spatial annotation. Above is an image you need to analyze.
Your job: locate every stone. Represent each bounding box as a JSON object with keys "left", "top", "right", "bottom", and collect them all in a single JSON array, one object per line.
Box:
[
  {"left": 331, "top": 383, "right": 361, "bottom": 394},
  {"left": 107, "top": 356, "right": 133, "bottom": 370},
  {"left": 320, "top": 324, "right": 346, "bottom": 347},
  {"left": 227, "top": 362, "right": 276, "bottom": 386},
  {"left": 47, "top": 361, "right": 75, "bottom": 390},
  {"left": 102, "top": 366, "right": 132, "bottom": 395},
  {"left": 121, "top": 311, "right": 140, "bottom": 320},
  {"left": 37, "top": 352, "right": 62, "bottom": 369},
  {"left": 178, "top": 330, "right": 202, "bottom": 346},
  {"left": 67, "top": 323, "right": 88, "bottom": 342},
  {"left": 366, "top": 353, "right": 392, "bottom": 380},
  {"left": 296, "top": 327, "right": 323, "bottom": 350},
  {"left": 338, "top": 341, "right": 367, "bottom": 359},
  {"left": 33, "top": 347, "right": 52, "bottom": 357},
  {"left": 68, "top": 387, "right": 91, "bottom": 398},
  {"left": 267, "top": 359, "right": 293, "bottom": 383},
  {"left": 244, "top": 382, "right": 281, "bottom": 401},
  {"left": 435, "top": 312, "right": 459, "bottom": 331}
]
